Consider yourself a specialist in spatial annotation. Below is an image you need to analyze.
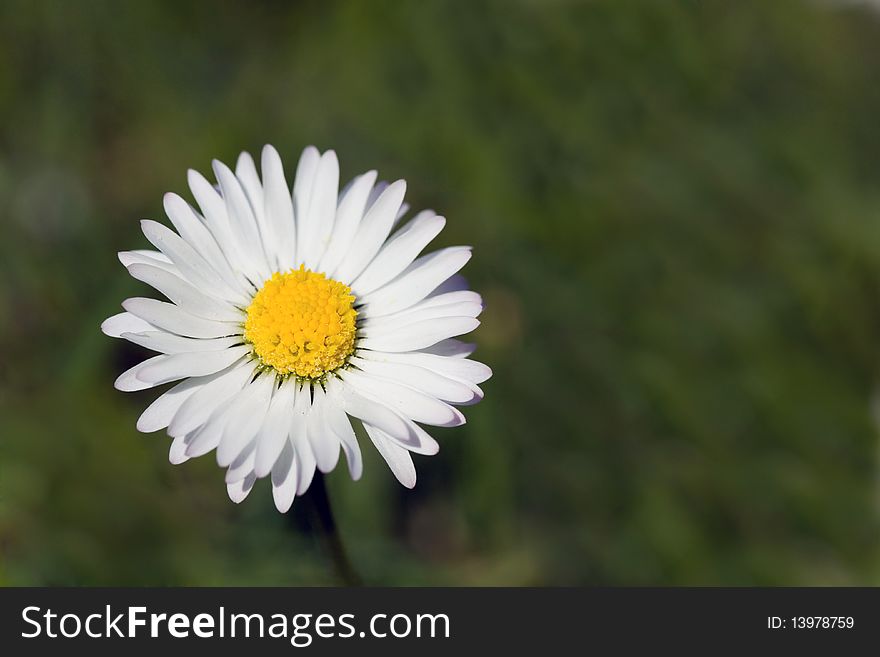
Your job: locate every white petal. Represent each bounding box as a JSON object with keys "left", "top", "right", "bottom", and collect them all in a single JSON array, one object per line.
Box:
[
  {"left": 225, "top": 443, "right": 256, "bottom": 484},
  {"left": 298, "top": 150, "right": 339, "bottom": 270},
  {"left": 324, "top": 379, "right": 363, "bottom": 480},
  {"left": 359, "top": 247, "right": 472, "bottom": 317},
  {"left": 320, "top": 170, "right": 378, "bottom": 276},
  {"left": 389, "top": 415, "right": 440, "bottom": 455},
  {"left": 237, "top": 151, "right": 282, "bottom": 279},
  {"left": 459, "top": 383, "right": 484, "bottom": 405},
  {"left": 136, "top": 376, "right": 205, "bottom": 432},
  {"left": 409, "top": 289, "right": 483, "bottom": 312},
  {"left": 271, "top": 441, "right": 297, "bottom": 513},
  {"left": 261, "top": 145, "right": 297, "bottom": 270},
  {"left": 351, "top": 212, "right": 445, "bottom": 296},
  {"left": 395, "top": 201, "right": 410, "bottom": 225},
  {"left": 367, "top": 410, "right": 439, "bottom": 456},
  {"left": 185, "top": 394, "right": 240, "bottom": 458},
  {"left": 114, "top": 355, "right": 165, "bottom": 392},
  {"left": 101, "top": 312, "right": 155, "bottom": 338},
  {"left": 307, "top": 385, "right": 340, "bottom": 474},
  {"left": 123, "top": 298, "right": 241, "bottom": 339},
  {"left": 350, "top": 356, "right": 475, "bottom": 404},
  {"left": 336, "top": 374, "right": 412, "bottom": 439},
  {"left": 288, "top": 381, "right": 310, "bottom": 448},
  {"left": 360, "top": 297, "right": 482, "bottom": 331},
  {"left": 418, "top": 338, "right": 475, "bottom": 358},
  {"left": 127, "top": 248, "right": 172, "bottom": 263},
  {"left": 140, "top": 219, "right": 244, "bottom": 305},
  {"left": 216, "top": 374, "right": 275, "bottom": 467},
  {"left": 126, "top": 263, "right": 243, "bottom": 322},
  {"left": 188, "top": 168, "right": 254, "bottom": 285},
  {"left": 168, "top": 433, "right": 192, "bottom": 465},
  {"left": 341, "top": 369, "right": 464, "bottom": 427},
  {"left": 293, "top": 146, "right": 320, "bottom": 221},
  {"left": 360, "top": 292, "right": 481, "bottom": 329},
  {"left": 282, "top": 383, "right": 317, "bottom": 495},
  {"left": 363, "top": 423, "right": 416, "bottom": 489},
  {"left": 213, "top": 159, "right": 272, "bottom": 282},
  {"left": 254, "top": 379, "right": 297, "bottom": 478},
  {"left": 227, "top": 472, "right": 257, "bottom": 504},
  {"left": 359, "top": 301, "right": 481, "bottom": 341},
  {"left": 334, "top": 180, "right": 406, "bottom": 284},
  {"left": 136, "top": 345, "right": 251, "bottom": 386},
  {"left": 365, "top": 180, "right": 389, "bottom": 212},
  {"left": 359, "top": 350, "right": 492, "bottom": 385},
  {"left": 162, "top": 193, "right": 250, "bottom": 301},
  {"left": 429, "top": 273, "right": 470, "bottom": 296},
  {"left": 118, "top": 250, "right": 179, "bottom": 276},
  {"left": 293, "top": 432, "right": 317, "bottom": 496},
  {"left": 235, "top": 152, "right": 266, "bottom": 230},
  {"left": 168, "top": 360, "right": 254, "bottom": 437},
  {"left": 120, "top": 332, "right": 243, "bottom": 355},
  {"left": 359, "top": 317, "right": 480, "bottom": 352}
]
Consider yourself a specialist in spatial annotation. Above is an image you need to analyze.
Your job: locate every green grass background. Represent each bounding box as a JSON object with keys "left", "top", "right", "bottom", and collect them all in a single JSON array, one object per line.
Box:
[{"left": 2, "top": 0, "right": 880, "bottom": 585}]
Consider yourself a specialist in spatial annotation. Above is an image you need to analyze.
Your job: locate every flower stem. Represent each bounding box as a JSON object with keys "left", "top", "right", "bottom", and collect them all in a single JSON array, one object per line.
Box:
[{"left": 303, "top": 472, "right": 362, "bottom": 586}]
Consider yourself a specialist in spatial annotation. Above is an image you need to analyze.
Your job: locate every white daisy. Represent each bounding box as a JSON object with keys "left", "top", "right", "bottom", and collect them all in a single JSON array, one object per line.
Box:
[{"left": 102, "top": 145, "right": 491, "bottom": 512}]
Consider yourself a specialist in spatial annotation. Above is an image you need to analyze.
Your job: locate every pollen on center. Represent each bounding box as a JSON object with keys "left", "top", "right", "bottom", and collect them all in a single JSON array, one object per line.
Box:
[{"left": 244, "top": 266, "right": 358, "bottom": 380}]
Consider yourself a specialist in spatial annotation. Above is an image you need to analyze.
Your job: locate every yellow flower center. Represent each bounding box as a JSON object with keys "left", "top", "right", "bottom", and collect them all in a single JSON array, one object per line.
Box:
[{"left": 244, "top": 266, "right": 357, "bottom": 380}]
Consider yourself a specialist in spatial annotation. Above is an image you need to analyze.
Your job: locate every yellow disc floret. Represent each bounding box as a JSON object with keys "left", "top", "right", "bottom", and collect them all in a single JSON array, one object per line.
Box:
[{"left": 244, "top": 266, "right": 358, "bottom": 379}]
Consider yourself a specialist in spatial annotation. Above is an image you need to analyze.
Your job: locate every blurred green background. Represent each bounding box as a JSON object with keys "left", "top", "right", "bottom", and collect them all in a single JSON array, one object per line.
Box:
[{"left": 2, "top": 0, "right": 880, "bottom": 585}]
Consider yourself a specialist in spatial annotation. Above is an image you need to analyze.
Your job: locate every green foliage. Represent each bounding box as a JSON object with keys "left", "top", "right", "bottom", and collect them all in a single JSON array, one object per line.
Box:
[{"left": 1, "top": 0, "right": 879, "bottom": 584}]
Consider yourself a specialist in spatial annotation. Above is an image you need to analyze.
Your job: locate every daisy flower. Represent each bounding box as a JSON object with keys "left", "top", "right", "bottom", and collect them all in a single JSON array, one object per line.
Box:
[{"left": 102, "top": 145, "right": 491, "bottom": 512}]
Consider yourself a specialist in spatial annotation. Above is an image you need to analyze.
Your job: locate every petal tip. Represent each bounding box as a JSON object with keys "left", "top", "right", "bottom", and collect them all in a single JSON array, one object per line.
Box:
[{"left": 100, "top": 316, "right": 118, "bottom": 337}]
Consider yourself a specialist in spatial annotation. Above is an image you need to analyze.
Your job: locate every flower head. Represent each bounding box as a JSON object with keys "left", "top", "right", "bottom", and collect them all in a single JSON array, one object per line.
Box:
[{"left": 102, "top": 146, "right": 490, "bottom": 511}]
